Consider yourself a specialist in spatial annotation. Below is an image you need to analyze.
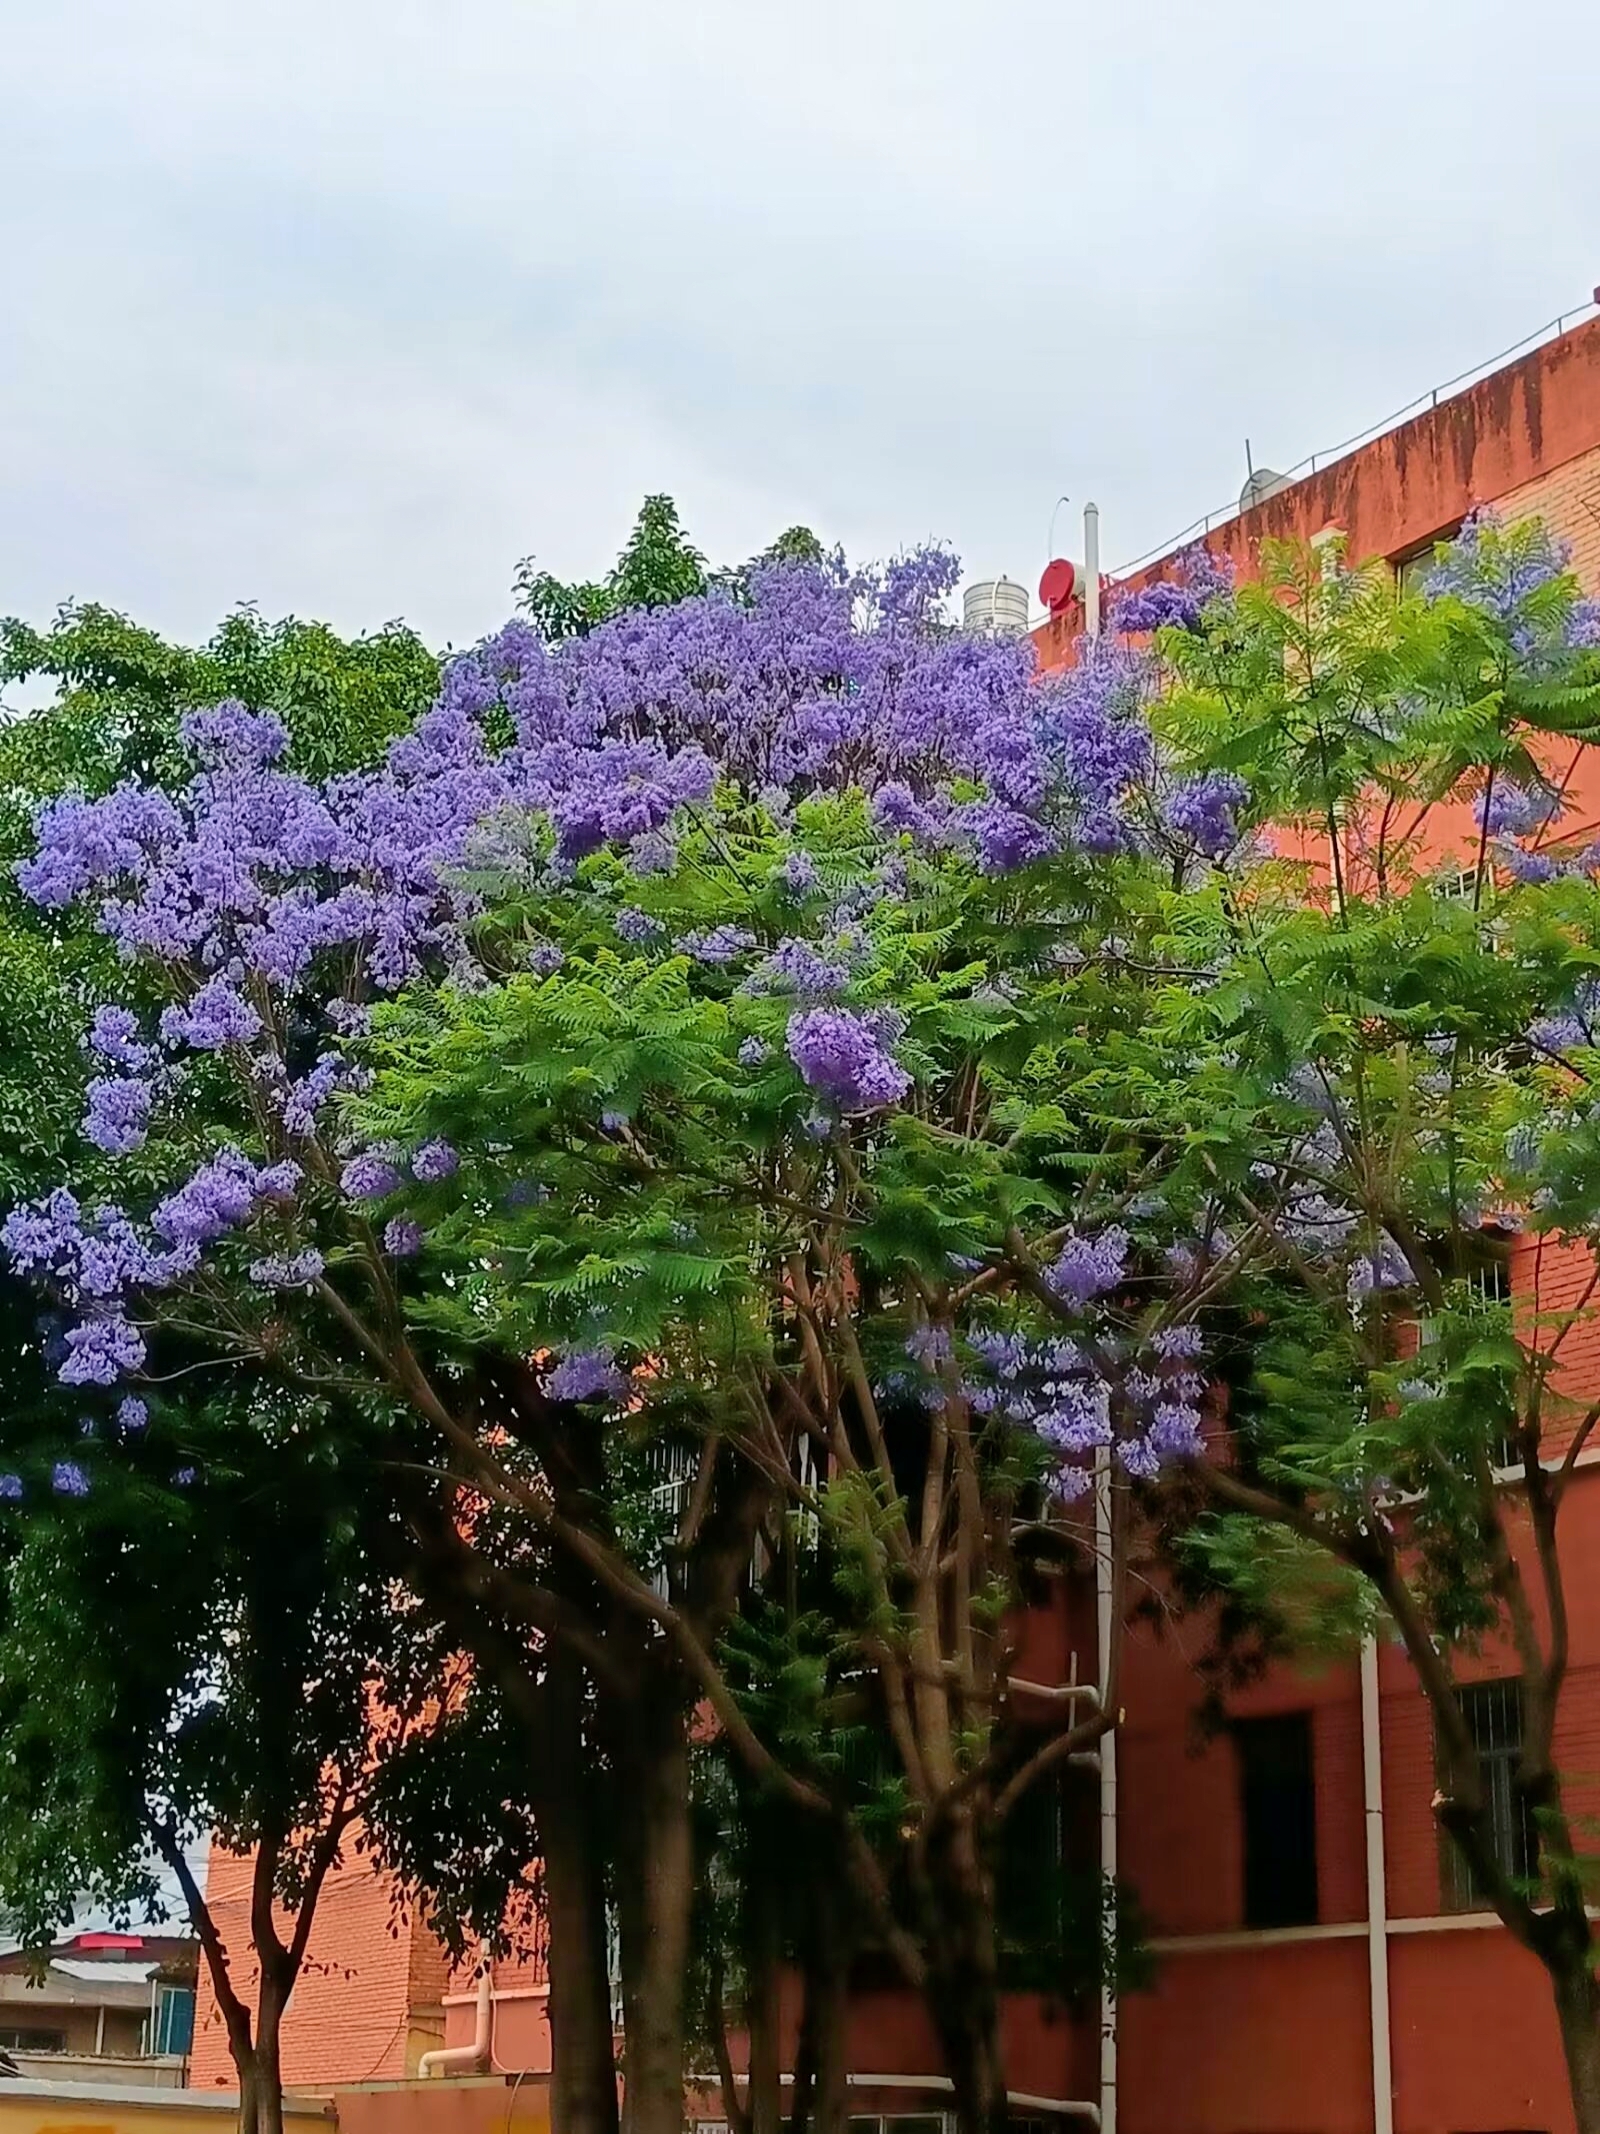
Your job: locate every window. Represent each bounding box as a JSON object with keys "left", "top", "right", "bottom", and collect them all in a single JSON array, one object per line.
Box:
[
  {"left": 0, "top": 2025, "right": 67, "bottom": 2053},
  {"left": 151, "top": 1983, "right": 194, "bottom": 2057},
  {"left": 995, "top": 1768, "right": 1068, "bottom": 1982},
  {"left": 1236, "top": 1712, "right": 1318, "bottom": 1928},
  {"left": 1393, "top": 524, "right": 1461, "bottom": 598},
  {"left": 1441, "top": 1679, "right": 1538, "bottom": 1909},
  {"left": 1416, "top": 1233, "right": 1519, "bottom": 1471}
]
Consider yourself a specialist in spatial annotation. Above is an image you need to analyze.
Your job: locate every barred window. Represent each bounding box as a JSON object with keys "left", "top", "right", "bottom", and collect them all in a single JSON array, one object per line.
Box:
[{"left": 1440, "top": 1678, "right": 1538, "bottom": 1909}]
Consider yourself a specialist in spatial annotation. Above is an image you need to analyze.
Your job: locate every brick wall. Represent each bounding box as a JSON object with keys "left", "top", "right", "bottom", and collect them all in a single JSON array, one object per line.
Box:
[
  {"left": 1496, "top": 439, "right": 1600, "bottom": 592},
  {"left": 187, "top": 1830, "right": 446, "bottom": 2092}
]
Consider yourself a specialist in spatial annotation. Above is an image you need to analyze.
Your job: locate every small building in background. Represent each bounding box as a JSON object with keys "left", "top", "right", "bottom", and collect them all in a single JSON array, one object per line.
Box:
[{"left": 0, "top": 1929, "right": 196, "bottom": 2089}]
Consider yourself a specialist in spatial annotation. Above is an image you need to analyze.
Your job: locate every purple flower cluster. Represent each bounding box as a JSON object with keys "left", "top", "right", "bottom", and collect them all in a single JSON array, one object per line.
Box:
[
  {"left": 1111, "top": 543, "right": 1234, "bottom": 635},
  {"left": 341, "top": 1154, "right": 402, "bottom": 1201},
  {"left": 1476, "top": 780, "right": 1562, "bottom": 836},
  {"left": 1164, "top": 771, "right": 1249, "bottom": 858},
  {"left": 88, "top": 1006, "right": 154, "bottom": 1073},
  {"left": 544, "top": 1348, "right": 630, "bottom": 1404},
  {"left": 750, "top": 938, "right": 849, "bottom": 999},
  {"left": 384, "top": 1218, "right": 425, "bottom": 1257},
  {"left": 84, "top": 1075, "right": 152, "bottom": 1156},
  {"left": 1422, "top": 510, "right": 1600, "bottom": 663},
  {"left": 159, "top": 975, "right": 261, "bottom": 1051},
  {"left": 786, "top": 1007, "right": 911, "bottom": 1114},
  {"left": 1044, "top": 1227, "right": 1129, "bottom": 1307},
  {"left": 249, "top": 1249, "right": 325, "bottom": 1289},
  {"left": 615, "top": 906, "right": 664, "bottom": 944},
  {"left": 1347, "top": 1233, "right": 1414, "bottom": 1303},
  {"left": 412, "top": 1139, "right": 459, "bottom": 1183},
  {"left": 678, "top": 925, "right": 757, "bottom": 966}
]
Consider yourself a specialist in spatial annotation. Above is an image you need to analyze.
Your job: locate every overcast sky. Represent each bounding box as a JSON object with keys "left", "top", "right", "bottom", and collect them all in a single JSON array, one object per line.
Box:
[{"left": 2, "top": 0, "right": 1596, "bottom": 652}]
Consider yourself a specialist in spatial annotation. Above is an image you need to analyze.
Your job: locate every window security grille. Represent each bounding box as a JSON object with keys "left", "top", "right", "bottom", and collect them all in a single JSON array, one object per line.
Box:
[{"left": 1440, "top": 1678, "right": 1538, "bottom": 1909}]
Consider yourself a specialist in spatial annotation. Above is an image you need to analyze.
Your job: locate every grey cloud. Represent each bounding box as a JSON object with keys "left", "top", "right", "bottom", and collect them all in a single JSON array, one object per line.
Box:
[{"left": 2, "top": 0, "right": 1596, "bottom": 648}]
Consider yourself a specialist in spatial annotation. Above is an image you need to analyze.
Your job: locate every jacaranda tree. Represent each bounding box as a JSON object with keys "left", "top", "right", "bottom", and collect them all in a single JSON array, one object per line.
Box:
[{"left": 1, "top": 547, "right": 1241, "bottom": 2134}]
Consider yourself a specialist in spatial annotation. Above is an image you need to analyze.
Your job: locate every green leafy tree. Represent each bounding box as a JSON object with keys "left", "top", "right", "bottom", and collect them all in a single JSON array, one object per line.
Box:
[
  {"left": 513, "top": 495, "right": 824, "bottom": 640},
  {"left": 1126, "top": 521, "right": 1600, "bottom": 2129}
]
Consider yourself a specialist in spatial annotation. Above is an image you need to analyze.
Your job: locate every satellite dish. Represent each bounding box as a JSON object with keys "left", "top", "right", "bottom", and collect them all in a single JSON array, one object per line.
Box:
[
  {"left": 1239, "top": 467, "right": 1291, "bottom": 513},
  {"left": 1039, "top": 558, "right": 1078, "bottom": 615}
]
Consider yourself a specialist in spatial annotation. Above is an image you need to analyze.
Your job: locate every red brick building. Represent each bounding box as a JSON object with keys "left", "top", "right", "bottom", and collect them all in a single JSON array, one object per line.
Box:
[{"left": 195, "top": 306, "right": 1600, "bottom": 2134}]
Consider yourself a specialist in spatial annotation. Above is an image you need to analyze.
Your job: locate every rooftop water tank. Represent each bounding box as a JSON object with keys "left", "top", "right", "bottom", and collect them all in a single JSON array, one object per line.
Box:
[
  {"left": 963, "top": 576, "right": 1030, "bottom": 638},
  {"left": 1239, "top": 467, "right": 1292, "bottom": 513}
]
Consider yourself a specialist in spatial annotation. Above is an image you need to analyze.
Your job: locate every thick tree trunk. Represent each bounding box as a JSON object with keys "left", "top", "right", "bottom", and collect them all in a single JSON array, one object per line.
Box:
[
  {"left": 785, "top": 1869, "right": 850, "bottom": 2134},
  {"left": 920, "top": 1818, "right": 1008, "bottom": 2134},
  {"left": 809, "top": 1906, "right": 849, "bottom": 2134},
  {"left": 252, "top": 1974, "right": 288, "bottom": 2134},
  {"left": 1551, "top": 1952, "right": 1600, "bottom": 2134},
  {"left": 542, "top": 1648, "right": 622, "bottom": 2134},
  {"left": 235, "top": 2054, "right": 262, "bottom": 2134},
  {"left": 616, "top": 1698, "right": 695, "bottom": 2134},
  {"left": 746, "top": 1854, "right": 784, "bottom": 2134}
]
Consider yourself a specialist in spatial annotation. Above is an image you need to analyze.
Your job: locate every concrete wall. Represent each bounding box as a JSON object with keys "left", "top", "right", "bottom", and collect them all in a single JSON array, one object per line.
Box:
[
  {"left": 0, "top": 2080, "right": 325, "bottom": 2132},
  {"left": 331, "top": 2076, "right": 549, "bottom": 2134}
]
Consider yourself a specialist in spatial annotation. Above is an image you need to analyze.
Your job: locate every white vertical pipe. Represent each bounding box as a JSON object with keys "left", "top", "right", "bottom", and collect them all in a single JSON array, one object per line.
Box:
[
  {"left": 1095, "top": 1452, "right": 1117, "bottom": 2134},
  {"left": 1084, "top": 505, "right": 1102, "bottom": 639},
  {"left": 1360, "top": 1636, "right": 1394, "bottom": 2134}
]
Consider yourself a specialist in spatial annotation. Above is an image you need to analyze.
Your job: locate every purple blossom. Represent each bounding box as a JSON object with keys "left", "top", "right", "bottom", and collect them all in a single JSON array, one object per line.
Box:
[
  {"left": 526, "top": 941, "right": 565, "bottom": 976},
  {"left": 51, "top": 1459, "right": 91, "bottom": 1498},
  {"left": 1347, "top": 1234, "right": 1414, "bottom": 1303},
  {"left": 545, "top": 1348, "right": 630, "bottom": 1404},
  {"left": 615, "top": 907, "right": 664, "bottom": 944},
  {"left": 179, "top": 700, "right": 289, "bottom": 769},
  {"left": 752, "top": 938, "right": 849, "bottom": 999},
  {"left": 679, "top": 925, "right": 757, "bottom": 966},
  {"left": 280, "top": 1055, "right": 345, "bottom": 1138},
  {"left": 905, "top": 1323, "right": 952, "bottom": 1369},
  {"left": 172, "top": 1467, "right": 197, "bottom": 1489},
  {"left": 84, "top": 1075, "right": 153, "bottom": 1156},
  {"left": 0, "top": 1475, "right": 21, "bottom": 1501},
  {"left": 159, "top": 976, "right": 261, "bottom": 1051},
  {"left": 1476, "top": 781, "right": 1562, "bottom": 836},
  {"left": 1045, "top": 1227, "right": 1129, "bottom": 1307},
  {"left": 153, "top": 1148, "right": 260, "bottom": 1247},
  {"left": 1164, "top": 771, "right": 1249, "bottom": 858},
  {"left": 384, "top": 1218, "right": 425, "bottom": 1257},
  {"left": 2, "top": 1189, "right": 83, "bottom": 1276},
  {"left": 737, "top": 1036, "right": 768, "bottom": 1066},
  {"left": 412, "top": 1139, "right": 459, "bottom": 1183},
  {"left": 116, "top": 1396, "right": 148, "bottom": 1434},
  {"left": 87, "top": 1005, "right": 154, "bottom": 1073},
  {"left": 341, "top": 1153, "right": 402, "bottom": 1201},
  {"left": 256, "top": 1160, "right": 301, "bottom": 1200},
  {"left": 786, "top": 1007, "right": 911, "bottom": 1113},
  {"left": 1498, "top": 842, "right": 1562, "bottom": 885},
  {"left": 60, "top": 1316, "right": 145, "bottom": 1385},
  {"left": 1150, "top": 1323, "right": 1204, "bottom": 1360},
  {"left": 1111, "top": 543, "right": 1233, "bottom": 635},
  {"left": 779, "top": 851, "right": 819, "bottom": 896},
  {"left": 249, "top": 1250, "right": 325, "bottom": 1289}
]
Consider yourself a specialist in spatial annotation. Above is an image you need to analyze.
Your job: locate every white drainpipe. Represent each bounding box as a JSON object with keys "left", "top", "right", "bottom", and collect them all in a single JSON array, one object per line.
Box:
[
  {"left": 1360, "top": 1636, "right": 1394, "bottom": 2134},
  {"left": 1095, "top": 1453, "right": 1118, "bottom": 2134},
  {"left": 419, "top": 1967, "right": 492, "bottom": 2078},
  {"left": 1084, "top": 505, "right": 1102, "bottom": 639}
]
